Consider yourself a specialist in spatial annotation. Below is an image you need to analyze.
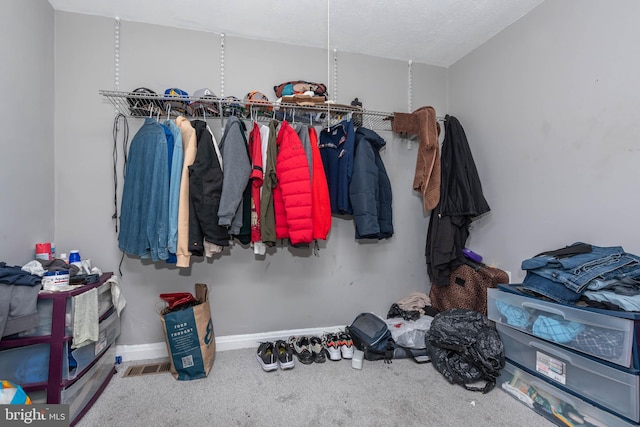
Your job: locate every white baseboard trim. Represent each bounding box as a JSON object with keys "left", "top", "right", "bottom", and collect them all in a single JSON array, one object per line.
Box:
[
  {"left": 116, "top": 325, "right": 345, "bottom": 363},
  {"left": 116, "top": 342, "right": 168, "bottom": 363}
]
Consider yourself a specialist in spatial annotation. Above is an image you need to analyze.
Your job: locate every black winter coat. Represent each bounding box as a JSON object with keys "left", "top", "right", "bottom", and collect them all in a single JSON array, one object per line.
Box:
[
  {"left": 349, "top": 127, "right": 393, "bottom": 240},
  {"left": 439, "top": 116, "right": 490, "bottom": 217},
  {"left": 427, "top": 115, "right": 490, "bottom": 285},
  {"left": 188, "top": 120, "right": 229, "bottom": 255}
]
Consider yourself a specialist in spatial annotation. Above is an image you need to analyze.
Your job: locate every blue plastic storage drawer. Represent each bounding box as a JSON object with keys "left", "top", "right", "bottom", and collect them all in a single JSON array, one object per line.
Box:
[
  {"left": 488, "top": 287, "right": 634, "bottom": 368},
  {"left": 498, "top": 322, "right": 640, "bottom": 422},
  {"left": 0, "top": 343, "right": 67, "bottom": 385},
  {"left": 499, "top": 361, "right": 637, "bottom": 427}
]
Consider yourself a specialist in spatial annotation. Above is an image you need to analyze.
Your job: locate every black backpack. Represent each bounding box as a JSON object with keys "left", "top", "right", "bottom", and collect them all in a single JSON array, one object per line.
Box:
[
  {"left": 347, "top": 313, "right": 395, "bottom": 362},
  {"left": 347, "top": 313, "right": 430, "bottom": 363},
  {"left": 424, "top": 308, "right": 505, "bottom": 393}
]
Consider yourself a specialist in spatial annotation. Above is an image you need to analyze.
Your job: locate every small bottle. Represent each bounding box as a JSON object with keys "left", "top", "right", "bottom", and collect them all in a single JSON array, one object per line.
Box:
[
  {"left": 60, "top": 253, "right": 68, "bottom": 263},
  {"left": 69, "top": 250, "right": 81, "bottom": 263},
  {"left": 69, "top": 250, "right": 82, "bottom": 271},
  {"left": 50, "top": 242, "right": 56, "bottom": 259}
]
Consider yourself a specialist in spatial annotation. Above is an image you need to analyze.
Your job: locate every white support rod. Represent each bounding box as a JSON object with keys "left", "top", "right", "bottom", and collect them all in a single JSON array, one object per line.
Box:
[
  {"left": 220, "top": 33, "right": 225, "bottom": 98},
  {"left": 333, "top": 48, "right": 338, "bottom": 103},
  {"left": 326, "top": 0, "right": 331, "bottom": 127},
  {"left": 114, "top": 17, "right": 120, "bottom": 92},
  {"left": 408, "top": 60, "right": 413, "bottom": 113}
]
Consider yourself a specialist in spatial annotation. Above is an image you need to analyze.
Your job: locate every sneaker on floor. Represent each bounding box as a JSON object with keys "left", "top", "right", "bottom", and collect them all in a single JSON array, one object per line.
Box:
[
  {"left": 274, "top": 339, "right": 295, "bottom": 370},
  {"left": 256, "top": 342, "right": 278, "bottom": 372},
  {"left": 309, "top": 335, "right": 326, "bottom": 363},
  {"left": 339, "top": 331, "right": 354, "bottom": 359},
  {"left": 323, "top": 332, "right": 342, "bottom": 361},
  {"left": 289, "top": 335, "right": 314, "bottom": 365}
]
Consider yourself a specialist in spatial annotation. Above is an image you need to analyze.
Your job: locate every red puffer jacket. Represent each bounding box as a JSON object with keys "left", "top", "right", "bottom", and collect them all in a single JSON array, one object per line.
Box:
[
  {"left": 309, "top": 127, "right": 331, "bottom": 240},
  {"left": 274, "top": 121, "right": 313, "bottom": 245}
]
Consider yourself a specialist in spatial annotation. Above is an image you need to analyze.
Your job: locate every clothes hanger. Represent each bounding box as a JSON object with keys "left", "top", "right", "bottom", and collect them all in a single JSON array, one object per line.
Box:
[{"left": 157, "top": 102, "right": 164, "bottom": 121}]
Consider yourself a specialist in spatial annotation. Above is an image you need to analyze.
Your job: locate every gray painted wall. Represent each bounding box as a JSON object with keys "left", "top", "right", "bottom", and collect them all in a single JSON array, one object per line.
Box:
[
  {"left": 448, "top": 0, "right": 640, "bottom": 282},
  {"left": 53, "top": 12, "right": 448, "bottom": 345},
  {"left": 0, "top": 0, "right": 55, "bottom": 262},
  {"left": 18, "top": 0, "right": 635, "bottom": 349}
]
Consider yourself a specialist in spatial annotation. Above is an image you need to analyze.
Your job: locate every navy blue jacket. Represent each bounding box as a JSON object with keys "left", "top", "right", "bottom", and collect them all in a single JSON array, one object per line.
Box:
[
  {"left": 319, "top": 120, "right": 355, "bottom": 215},
  {"left": 349, "top": 127, "right": 393, "bottom": 240}
]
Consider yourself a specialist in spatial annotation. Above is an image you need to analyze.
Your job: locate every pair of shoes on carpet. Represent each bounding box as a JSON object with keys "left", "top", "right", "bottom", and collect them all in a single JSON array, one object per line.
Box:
[
  {"left": 323, "top": 331, "right": 354, "bottom": 361},
  {"left": 257, "top": 340, "right": 295, "bottom": 372},
  {"left": 288, "top": 335, "right": 326, "bottom": 364}
]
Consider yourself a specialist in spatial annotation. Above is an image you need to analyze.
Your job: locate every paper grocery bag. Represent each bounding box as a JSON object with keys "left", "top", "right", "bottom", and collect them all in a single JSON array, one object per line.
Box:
[{"left": 160, "top": 283, "right": 215, "bottom": 380}]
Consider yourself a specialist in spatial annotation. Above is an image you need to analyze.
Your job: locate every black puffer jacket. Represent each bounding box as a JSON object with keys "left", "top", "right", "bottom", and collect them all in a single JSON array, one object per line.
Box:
[{"left": 349, "top": 127, "right": 393, "bottom": 240}]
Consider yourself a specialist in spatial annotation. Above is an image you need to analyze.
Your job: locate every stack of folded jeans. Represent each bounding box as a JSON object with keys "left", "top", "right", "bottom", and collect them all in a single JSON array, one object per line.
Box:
[{"left": 520, "top": 242, "right": 640, "bottom": 310}]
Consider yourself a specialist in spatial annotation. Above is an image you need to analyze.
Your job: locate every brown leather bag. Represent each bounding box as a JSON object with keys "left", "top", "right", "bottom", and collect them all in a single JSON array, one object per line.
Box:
[{"left": 429, "top": 261, "right": 509, "bottom": 316}]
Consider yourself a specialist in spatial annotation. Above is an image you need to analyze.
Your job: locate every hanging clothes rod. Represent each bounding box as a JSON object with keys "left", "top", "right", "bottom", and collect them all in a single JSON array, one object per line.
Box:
[
  {"left": 98, "top": 90, "right": 399, "bottom": 131},
  {"left": 98, "top": 90, "right": 445, "bottom": 131}
]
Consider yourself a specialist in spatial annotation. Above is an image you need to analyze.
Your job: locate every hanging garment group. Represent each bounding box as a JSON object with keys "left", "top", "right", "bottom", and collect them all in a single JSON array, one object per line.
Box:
[{"left": 118, "top": 116, "right": 393, "bottom": 268}]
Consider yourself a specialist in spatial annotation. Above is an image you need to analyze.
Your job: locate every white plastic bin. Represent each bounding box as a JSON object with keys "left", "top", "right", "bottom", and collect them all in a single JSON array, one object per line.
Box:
[
  {"left": 61, "top": 344, "right": 116, "bottom": 423},
  {"left": 66, "top": 309, "right": 120, "bottom": 380}
]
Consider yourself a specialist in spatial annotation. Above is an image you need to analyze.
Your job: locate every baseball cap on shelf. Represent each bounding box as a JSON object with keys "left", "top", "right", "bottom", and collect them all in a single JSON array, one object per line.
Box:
[
  {"left": 127, "top": 87, "right": 163, "bottom": 116},
  {"left": 163, "top": 88, "right": 192, "bottom": 116},
  {"left": 222, "top": 96, "right": 245, "bottom": 117},
  {"left": 190, "top": 88, "right": 220, "bottom": 117},
  {"left": 244, "top": 91, "right": 273, "bottom": 112}
]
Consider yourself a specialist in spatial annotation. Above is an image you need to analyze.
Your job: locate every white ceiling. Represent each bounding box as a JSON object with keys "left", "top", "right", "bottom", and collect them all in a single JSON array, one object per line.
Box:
[{"left": 48, "top": 0, "right": 544, "bottom": 67}]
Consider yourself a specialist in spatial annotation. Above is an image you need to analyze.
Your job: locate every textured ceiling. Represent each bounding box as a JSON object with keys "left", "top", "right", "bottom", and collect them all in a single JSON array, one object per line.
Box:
[{"left": 48, "top": 0, "right": 544, "bottom": 67}]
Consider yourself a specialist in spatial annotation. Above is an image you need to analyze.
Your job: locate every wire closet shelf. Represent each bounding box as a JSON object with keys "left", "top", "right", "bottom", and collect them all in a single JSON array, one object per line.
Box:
[{"left": 99, "top": 90, "right": 395, "bottom": 131}]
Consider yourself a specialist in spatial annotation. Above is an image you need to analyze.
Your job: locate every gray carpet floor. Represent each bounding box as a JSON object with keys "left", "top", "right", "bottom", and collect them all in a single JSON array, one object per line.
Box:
[{"left": 75, "top": 347, "right": 557, "bottom": 427}]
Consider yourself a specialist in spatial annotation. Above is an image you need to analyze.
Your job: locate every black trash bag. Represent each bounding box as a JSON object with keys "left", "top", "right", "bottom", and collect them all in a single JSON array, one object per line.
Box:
[{"left": 425, "top": 308, "right": 504, "bottom": 393}]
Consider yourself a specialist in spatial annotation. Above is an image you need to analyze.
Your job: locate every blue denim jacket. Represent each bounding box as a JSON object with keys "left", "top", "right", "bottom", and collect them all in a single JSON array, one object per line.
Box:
[
  {"left": 164, "top": 120, "right": 183, "bottom": 254},
  {"left": 521, "top": 242, "right": 640, "bottom": 293},
  {"left": 118, "top": 118, "right": 169, "bottom": 261}
]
